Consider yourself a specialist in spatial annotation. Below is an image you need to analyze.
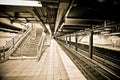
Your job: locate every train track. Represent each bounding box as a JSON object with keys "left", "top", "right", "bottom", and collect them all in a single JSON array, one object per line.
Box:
[
  {"left": 94, "top": 51, "right": 120, "bottom": 65},
  {"left": 70, "top": 42, "right": 120, "bottom": 71},
  {"left": 75, "top": 47, "right": 120, "bottom": 76},
  {"left": 57, "top": 40, "right": 120, "bottom": 80},
  {"left": 76, "top": 42, "right": 120, "bottom": 65},
  {"left": 73, "top": 43, "right": 120, "bottom": 76}
]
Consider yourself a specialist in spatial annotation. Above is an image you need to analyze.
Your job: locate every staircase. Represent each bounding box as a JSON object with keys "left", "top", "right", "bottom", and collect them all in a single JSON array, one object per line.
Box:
[{"left": 10, "top": 28, "right": 43, "bottom": 59}]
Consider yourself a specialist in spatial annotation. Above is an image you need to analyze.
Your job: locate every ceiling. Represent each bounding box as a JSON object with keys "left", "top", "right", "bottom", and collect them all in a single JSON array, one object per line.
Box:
[{"left": 0, "top": 0, "right": 120, "bottom": 35}]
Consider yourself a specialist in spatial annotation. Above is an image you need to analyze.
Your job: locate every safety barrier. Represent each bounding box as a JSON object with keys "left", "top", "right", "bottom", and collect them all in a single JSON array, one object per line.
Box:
[
  {"left": 0, "top": 27, "right": 32, "bottom": 62},
  {"left": 37, "top": 30, "right": 46, "bottom": 61},
  {"left": 18, "top": 32, "right": 31, "bottom": 59}
]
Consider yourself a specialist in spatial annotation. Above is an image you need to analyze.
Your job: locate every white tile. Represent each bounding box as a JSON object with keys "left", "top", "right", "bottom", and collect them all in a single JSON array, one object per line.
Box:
[{"left": 39, "top": 75, "right": 46, "bottom": 80}]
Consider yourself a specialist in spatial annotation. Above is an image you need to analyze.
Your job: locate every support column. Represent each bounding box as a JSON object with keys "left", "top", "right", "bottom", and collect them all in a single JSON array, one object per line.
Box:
[
  {"left": 89, "top": 31, "right": 93, "bottom": 59},
  {"left": 75, "top": 33, "right": 78, "bottom": 51},
  {"left": 3, "top": 46, "right": 5, "bottom": 59},
  {"left": 12, "top": 38, "right": 14, "bottom": 48},
  {"left": 66, "top": 36, "right": 68, "bottom": 44},
  {"left": 69, "top": 34, "right": 71, "bottom": 47},
  {"left": 45, "top": 32, "right": 51, "bottom": 45},
  {"left": 31, "top": 23, "right": 36, "bottom": 39}
]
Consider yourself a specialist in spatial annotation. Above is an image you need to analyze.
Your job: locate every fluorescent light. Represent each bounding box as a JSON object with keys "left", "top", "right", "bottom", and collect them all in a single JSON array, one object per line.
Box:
[
  {"left": 59, "top": 23, "right": 64, "bottom": 30},
  {"left": 110, "top": 32, "right": 120, "bottom": 35},
  {"left": 58, "top": 29, "right": 62, "bottom": 31},
  {"left": 45, "top": 24, "right": 51, "bottom": 34},
  {"left": 0, "top": 0, "right": 42, "bottom": 7}
]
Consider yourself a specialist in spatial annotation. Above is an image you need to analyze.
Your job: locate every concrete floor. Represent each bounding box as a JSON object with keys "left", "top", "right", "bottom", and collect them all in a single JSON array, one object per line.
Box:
[{"left": 0, "top": 39, "right": 86, "bottom": 80}]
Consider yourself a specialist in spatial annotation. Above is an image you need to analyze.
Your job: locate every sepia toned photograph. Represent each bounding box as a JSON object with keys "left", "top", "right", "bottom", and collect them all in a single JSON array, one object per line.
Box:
[{"left": 0, "top": 0, "right": 120, "bottom": 80}]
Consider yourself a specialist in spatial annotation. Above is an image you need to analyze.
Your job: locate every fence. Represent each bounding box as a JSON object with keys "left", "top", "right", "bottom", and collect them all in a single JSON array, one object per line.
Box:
[
  {"left": 37, "top": 30, "right": 46, "bottom": 61},
  {"left": 0, "top": 27, "right": 32, "bottom": 61}
]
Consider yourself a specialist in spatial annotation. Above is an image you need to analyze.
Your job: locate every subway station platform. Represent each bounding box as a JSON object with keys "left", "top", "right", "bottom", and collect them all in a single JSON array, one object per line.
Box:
[
  {"left": 0, "top": 1, "right": 120, "bottom": 80},
  {"left": 0, "top": 39, "right": 86, "bottom": 80}
]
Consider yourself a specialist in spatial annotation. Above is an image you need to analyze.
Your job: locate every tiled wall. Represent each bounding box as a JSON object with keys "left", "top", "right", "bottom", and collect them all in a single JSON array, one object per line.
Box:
[
  {"left": 0, "top": 32, "right": 16, "bottom": 46},
  {"left": 78, "top": 34, "right": 120, "bottom": 46}
]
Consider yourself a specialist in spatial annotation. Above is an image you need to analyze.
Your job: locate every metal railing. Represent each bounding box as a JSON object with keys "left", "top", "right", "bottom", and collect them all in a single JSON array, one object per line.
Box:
[
  {"left": 0, "top": 27, "right": 32, "bottom": 62},
  {"left": 37, "top": 30, "right": 46, "bottom": 61},
  {"left": 0, "top": 46, "right": 5, "bottom": 60},
  {"left": 19, "top": 31, "right": 32, "bottom": 59},
  {"left": 0, "top": 35, "right": 21, "bottom": 61}
]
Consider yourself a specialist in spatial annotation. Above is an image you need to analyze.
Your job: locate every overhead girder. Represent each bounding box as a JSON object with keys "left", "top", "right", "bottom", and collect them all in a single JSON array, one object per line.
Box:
[
  {"left": 56, "top": 0, "right": 120, "bottom": 36},
  {"left": 65, "top": 18, "right": 103, "bottom": 25},
  {"left": 0, "top": 0, "right": 120, "bottom": 35},
  {"left": 0, "top": 22, "right": 22, "bottom": 31},
  {"left": 0, "top": 28, "right": 20, "bottom": 33},
  {"left": 54, "top": 1, "right": 70, "bottom": 34}
]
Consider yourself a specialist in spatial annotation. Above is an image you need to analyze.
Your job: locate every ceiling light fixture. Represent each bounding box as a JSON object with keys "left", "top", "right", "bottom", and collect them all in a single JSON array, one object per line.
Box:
[
  {"left": 0, "top": 0, "right": 42, "bottom": 7},
  {"left": 59, "top": 23, "right": 64, "bottom": 30},
  {"left": 45, "top": 24, "right": 51, "bottom": 34}
]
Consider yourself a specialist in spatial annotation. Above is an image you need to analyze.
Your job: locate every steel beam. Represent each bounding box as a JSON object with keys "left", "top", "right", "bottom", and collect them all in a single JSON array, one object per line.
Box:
[{"left": 89, "top": 30, "right": 93, "bottom": 59}]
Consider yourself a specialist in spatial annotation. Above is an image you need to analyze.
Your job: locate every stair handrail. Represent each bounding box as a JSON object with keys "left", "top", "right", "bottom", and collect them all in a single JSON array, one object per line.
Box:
[
  {"left": 0, "top": 27, "right": 32, "bottom": 62},
  {"left": 37, "top": 30, "right": 46, "bottom": 61},
  {"left": 20, "top": 32, "right": 31, "bottom": 58}
]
